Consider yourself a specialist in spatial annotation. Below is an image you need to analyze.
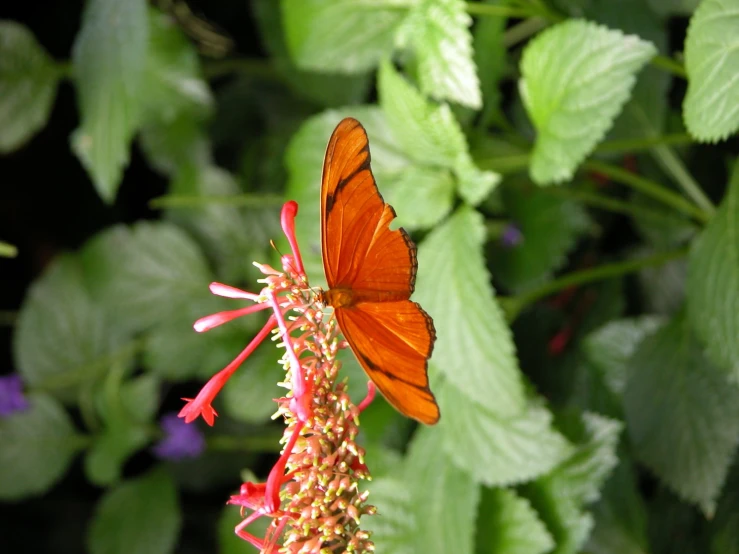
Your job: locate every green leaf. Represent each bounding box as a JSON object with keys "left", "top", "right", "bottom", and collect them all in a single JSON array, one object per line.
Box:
[
  {"left": 88, "top": 468, "right": 181, "bottom": 554},
  {"left": 683, "top": 0, "right": 739, "bottom": 142},
  {"left": 440, "top": 381, "right": 572, "bottom": 486},
  {"left": 0, "top": 393, "right": 79, "bottom": 499},
  {"left": 85, "top": 371, "right": 159, "bottom": 485},
  {"left": 473, "top": 1, "right": 508, "bottom": 128},
  {"left": 637, "top": 250, "right": 688, "bottom": 315},
  {"left": 254, "top": 0, "right": 371, "bottom": 107},
  {"left": 364, "top": 476, "right": 415, "bottom": 554},
  {"left": 80, "top": 222, "right": 213, "bottom": 334},
  {"left": 490, "top": 185, "right": 590, "bottom": 291},
  {"left": 647, "top": 0, "right": 700, "bottom": 15},
  {"left": 140, "top": 7, "right": 212, "bottom": 124},
  {"left": 582, "top": 316, "right": 664, "bottom": 396},
  {"left": 71, "top": 0, "right": 148, "bottom": 202},
  {"left": 0, "top": 20, "right": 59, "bottom": 153},
  {"left": 586, "top": 459, "right": 650, "bottom": 554},
  {"left": 623, "top": 313, "right": 739, "bottom": 516},
  {"left": 139, "top": 114, "right": 211, "bottom": 177},
  {"left": 414, "top": 207, "right": 526, "bottom": 414},
  {"left": 281, "top": 0, "right": 409, "bottom": 73},
  {"left": 14, "top": 255, "right": 131, "bottom": 398},
  {"left": 389, "top": 166, "right": 455, "bottom": 230},
  {"left": 522, "top": 412, "right": 622, "bottom": 554},
  {"left": 378, "top": 60, "right": 499, "bottom": 204},
  {"left": 687, "top": 161, "right": 739, "bottom": 378},
  {"left": 218, "top": 503, "right": 271, "bottom": 554},
  {"left": 404, "top": 427, "right": 480, "bottom": 553},
  {"left": 708, "top": 460, "right": 739, "bottom": 554},
  {"left": 222, "top": 343, "right": 282, "bottom": 423},
  {"left": 476, "top": 487, "right": 555, "bottom": 554},
  {"left": 397, "top": 0, "right": 481, "bottom": 108},
  {"left": 519, "top": 20, "right": 656, "bottom": 184},
  {"left": 285, "top": 106, "right": 410, "bottom": 281}
]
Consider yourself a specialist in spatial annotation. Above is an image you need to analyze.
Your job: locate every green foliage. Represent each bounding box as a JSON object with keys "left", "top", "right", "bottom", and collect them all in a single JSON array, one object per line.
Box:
[
  {"left": 520, "top": 20, "right": 656, "bottom": 184},
  {"left": 88, "top": 469, "right": 181, "bottom": 554},
  {"left": 71, "top": 0, "right": 148, "bottom": 202},
  {"left": 0, "top": 394, "right": 81, "bottom": 499},
  {"left": 6, "top": 1, "right": 739, "bottom": 553},
  {"left": 687, "top": 161, "right": 739, "bottom": 378},
  {"left": 623, "top": 313, "right": 739, "bottom": 516},
  {"left": 0, "top": 21, "right": 59, "bottom": 153},
  {"left": 683, "top": 0, "right": 739, "bottom": 141}
]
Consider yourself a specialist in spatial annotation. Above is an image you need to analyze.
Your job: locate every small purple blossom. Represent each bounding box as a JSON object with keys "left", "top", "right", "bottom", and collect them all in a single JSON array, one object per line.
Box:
[
  {"left": 0, "top": 374, "right": 30, "bottom": 417},
  {"left": 153, "top": 412, "right": 206, "bottom": 460},
  {"left": 500, "top": 222, "right": 524, "bottom": 248}
]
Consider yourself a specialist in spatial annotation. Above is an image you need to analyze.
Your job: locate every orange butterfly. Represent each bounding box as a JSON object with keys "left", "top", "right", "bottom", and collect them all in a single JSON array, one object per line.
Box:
[{"left": 319, "top": 118, "right": 440, "bottom": 425}]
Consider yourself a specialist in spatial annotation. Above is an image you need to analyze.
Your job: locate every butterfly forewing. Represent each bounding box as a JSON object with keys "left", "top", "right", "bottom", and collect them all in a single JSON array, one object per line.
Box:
[{"left": 320, "top": 117, "right": 440, "bottom": 425}]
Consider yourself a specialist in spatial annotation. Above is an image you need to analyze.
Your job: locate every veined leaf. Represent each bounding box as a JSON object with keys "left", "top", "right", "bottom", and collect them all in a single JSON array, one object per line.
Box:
[
  {"left": 687, "top": 161, "right": 739, "bottom": 378},
  {"left": 623, "top": 313, "right": 739, "bottom": 516},
  {"left": 389, "top": 165, "right": 455, "bottom": 230},
  {"left": 378, "top": 60, "right": 498, "bottom": 205},
  {"left": 71, "top": 0, "right": 148, "bottom": 202},
  {"left": 519, "top": 20, "right": 656, "bottom": 184},
  {"left": 440, "top": 382, "right": 573, "bottom": 486},
  {"left": 80, "top": 222, "right": 213, "bottom": 334},
  {"left": 476, "top": 487, "right": 555, "bottom": 554},
  {"left": 14, "top": 255, "right": 131, "bottom": 398},
  {"left": 281, "top": 0, "right": 409, "bottom": 73},
  {"left": 414, "top": 207, "right": 526, "bottom": 414},
  {"left": 397, "top": 0, "right": 481, "bottom": 108},
  {"left": 0, "top": 21, "right": 59, "bottom": 153},
  {"left": 88, "top": 469, "right": 181, "bottom": 554},
  {"left": 683, "top": 0, "right": 739, "bottom": 141},
  {"left": 0, "top": 394, "right": 79, "bottom": 499}
]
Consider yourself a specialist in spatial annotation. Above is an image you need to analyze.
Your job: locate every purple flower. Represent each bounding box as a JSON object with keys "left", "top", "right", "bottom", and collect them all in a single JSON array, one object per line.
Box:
[
  {"left": 500, "top": 222, "right": 524, "bottom": 248},
  {"left": 152, "top": 412, "right": 205, "bottom": 460},
  {"left": 0, "top": 374, "right": 30, "bottom": 417}
]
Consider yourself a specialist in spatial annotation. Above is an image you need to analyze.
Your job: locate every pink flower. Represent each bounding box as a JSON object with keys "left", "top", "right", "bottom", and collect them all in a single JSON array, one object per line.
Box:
[{"left": 179, "top": 201, "right": 375, "bottom": 552}]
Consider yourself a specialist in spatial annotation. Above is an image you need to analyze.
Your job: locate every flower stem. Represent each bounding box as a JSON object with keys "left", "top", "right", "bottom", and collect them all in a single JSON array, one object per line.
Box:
[
  {"left": 651, "top": 144, "right": 716, "bottom": 216},
  {"left": 595, "top": 133, "right": 693, "bottom": 155},
  {"left": 465, "top": 2, "right": 530, "bottom": 19},
  {"left": 584, "top": 160, "right": 709, "bottom": 223},
  {"left": 501, "top": 248, "right": 688, "bottom": 321},
  {"left": 651, "top": 54, "right": 687, "bottom": 79},
  {"left": 208, "top": 434, "right": 285, "bottom": 453},
  {"left": 149, "top": 193, "right": 285, "bottom": 210},
  {"left": 503, "top": 17, "right": 548, "bottom": 47}
]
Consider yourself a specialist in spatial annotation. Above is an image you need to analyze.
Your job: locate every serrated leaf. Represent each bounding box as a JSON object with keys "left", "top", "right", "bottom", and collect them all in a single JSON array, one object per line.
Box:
[
  {"left": 683, "top": 0, "right": 739, "bottom": 141},
  {"left": 71, "top": 0, "right": 148, "bottom": 202},
  {"left": 522, "top": 412, "right": 621, "bottom": 554},
  {"left": 583, "top": 316, "right": 664, "bottom": 396},
  {"left": 586, "top": 459, "right": 649, "bottom": 554},
  {"left": 638, "top": 251, "right": 688, "bottom": 315},
  {"left": 139, "top": 114, "right": 211, "bottom": 177},
  {"left": 389, "top": 165, "right": 455, "bottom": 230},
  {"left": 405, "top": 427, "right": 479, "bottom": 554},
  {"left": 281, "top": 0, "right": 409, "bottom": 73},
  {"left": 80, "top": 222, "right": 213, "bottom": 334},
  {"left": 440, "top": 381, "right": 572, "bottom": 486},
  {"left": 285, "top": 106, "right": 409, "bottom": 281},
  {"left": 379, "top": 60, "right": 499, "bottom": 203},
  {"left": 519, "top": 20, "right": 656, "bottom": 184},
  {"left": 397, "top": 0, "right": 481, "bottom": 108},
  {"left": 623, "top": 313, "right": 739, "bottom": 516},
  {"left": 365, "top": 476, "right": 415, "bottom": 554},
  {"left": 414, "top": 207, "right": 525, "bottom": 413},
  {"left": 222, "top": 343, "right": 282, "bottom": 423},
  {"left": 88, "top": 468, "right": 181, "bottom": 554},
  {"left": 14, "top": 255, "right": 131, "bottom": 398},
  {"left": 141, "top": 7, "right": 212, "bottom": 124},
  {"left": 491, "top": 185, "right": 590, "bottom": 291},
  {"left": 0, "top": 20, "right": 59, "bottom": 153},
  {"left": 253, "top": 0, "right": 371, "bottom": 107},
  {"left": 687, "top": 161, "right": 739, "bottom": 378},
  {"left": 476, "top": 487, "right": 555, "bottom": 554},
  {"left": 0, "top": 394, "right": 79, "bottom": 499}
]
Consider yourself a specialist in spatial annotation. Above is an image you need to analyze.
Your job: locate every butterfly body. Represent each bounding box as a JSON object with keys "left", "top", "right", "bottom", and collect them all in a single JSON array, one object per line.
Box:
[{"left": 319, "top": 117, "right": 440, "bottom": 425}]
